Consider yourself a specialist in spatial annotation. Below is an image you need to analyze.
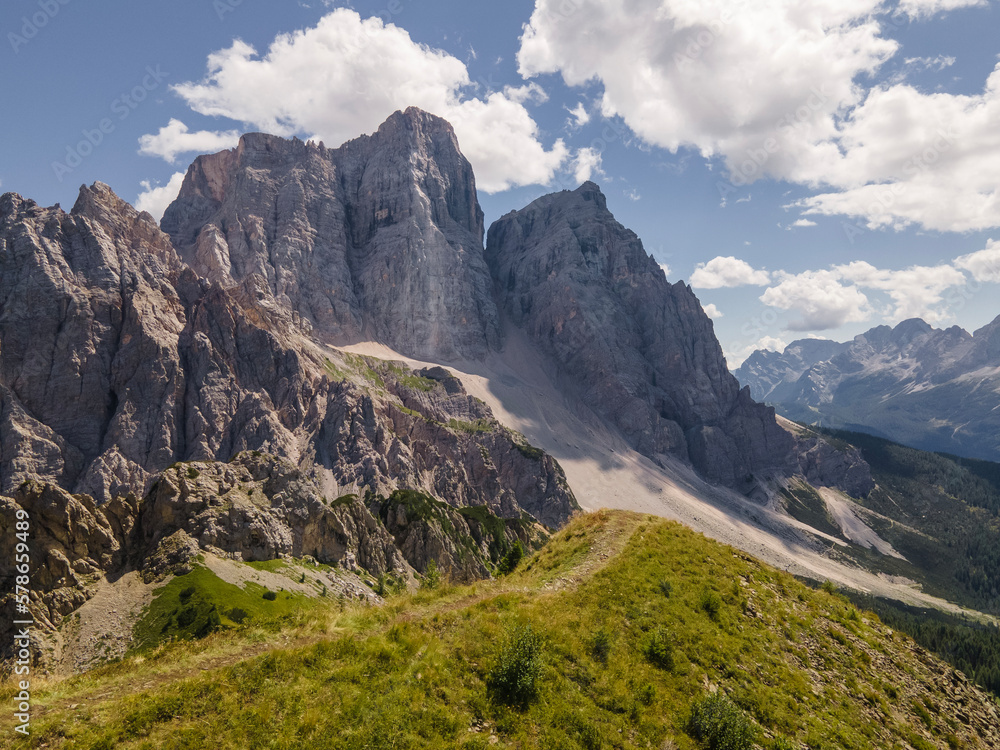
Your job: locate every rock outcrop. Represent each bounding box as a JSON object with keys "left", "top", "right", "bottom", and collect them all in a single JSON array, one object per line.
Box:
[
  {"left": 785, "top": 422, "right": 875, "bottom": 499},
  {"left": 0, "top": 175, "right": 576, "bottom": 524},
  {"left": 0, "top": 451, "right": 553, "bottom": 667},
  {"left": 162, "top": 107, "right": 501, "bottom": 362},
  {"left": 486, "top": 183, "right": 796, "bottom": 491},
  {"left": 735, "top": 317, "right": 1000, "bottom": 461}
]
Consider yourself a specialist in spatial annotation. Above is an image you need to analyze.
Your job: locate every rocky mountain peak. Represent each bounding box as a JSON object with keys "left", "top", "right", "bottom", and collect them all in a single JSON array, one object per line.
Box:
[
  {"left": 487, "top": 181, "right": 796, "bottom": 490},
  {"left": 161, "top": 107, "right": 498, "bottom": 361},
  {"left": 736, "top": 315, "right": 1000, "bottom": 461}
]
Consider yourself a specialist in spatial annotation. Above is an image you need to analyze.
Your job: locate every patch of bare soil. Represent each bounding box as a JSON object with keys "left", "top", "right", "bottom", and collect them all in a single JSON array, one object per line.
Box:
[{"left": 54, "top": 572, "right": 159, "bottom": 675}]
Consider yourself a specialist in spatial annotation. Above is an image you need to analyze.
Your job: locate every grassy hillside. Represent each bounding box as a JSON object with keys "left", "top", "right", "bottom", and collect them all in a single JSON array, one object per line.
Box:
[{"left": 3, "top": 511, "right": 998, "bottom": 749}]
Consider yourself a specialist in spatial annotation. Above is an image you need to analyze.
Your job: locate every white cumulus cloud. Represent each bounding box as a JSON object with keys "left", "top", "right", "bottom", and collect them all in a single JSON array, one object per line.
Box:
[
  {"left": 834, "top": 260, "right": 966, "bottom": 324},
  {"left": 134, "top": 172, "right": 186, "bottom": 221},
  {"left": 898, "top": 0, "right": 988, "bottom": 18},
  {"left": 760, "top": 270, "right": 871, "bottom": 331},
  {"left": 725, "top": 335, "right": 788, "bottom": 368},
  {"left": 759, "top": 259, "right": 968, "bottom": 332},
  {"left": 955, "top": 238, "right": 1000, "bottom": 283},
  {"left": 572, "top": 147, "right": 604, "bottom": 184},
  {"left": 690, "top": 256, "right": 771, "bottom": 289},
  {"left": 138, "top": 119, "right": 241, "bottom": 163},
  {"left": 793, "top": 69, "right": 1000, "bottom": 232},
  {"left": 567, "top": 101, "right": 590, "bottom": 128},
  {"left": 518, "top": 0, "right": 1000, "bottom": 232},
  {"left": 702, "top": 303, "right": 723, "bottom": 319},
  {"left": 143, "top": 10, "right": 568, "bottom": 192}
]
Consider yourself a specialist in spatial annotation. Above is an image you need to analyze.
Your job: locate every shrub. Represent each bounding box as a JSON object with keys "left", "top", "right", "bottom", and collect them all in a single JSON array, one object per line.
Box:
[
  {"left": 688, "top": 693, "right": 757, "bottom": 750},
  {"left": 422, "top": 559, "right": 442, "bottom": 590},
  {"left": 179, "top": 586, "right": 196, "bottom": 603},
  {"left": 821, "top": 579, "right": 837, "bottom": 595},
  {"left": 496, "top": 541, "right": 525, "bottom": 575},
  {"left": 228, "top": 607, "right": 249, "bottom": 624},
  {"left": 638, "top": 683, "right": 656, "bottom": 705},
  {"left": 659, "top": 579, "right": 673, "bottom": 597},
  {"left": 590, "top": 628, "right": 612, "bottom": 665},
  {"left": 700, "top": 590, "right": 723, "bottom": 622},
  {"left": 486, "top": 625, "right": 543, "bottom": 706},
  {"left": 262, "top": 590, "right": 278, "bottom": 601},
  {"left": 176, "top": 606, "right": 198, "bottom": 628},
  {"left": 376, "top": 572, "right": 407, "bottom": 597},
  {"left": 644, "top": 626, "right": 675, "bottom": 671}
]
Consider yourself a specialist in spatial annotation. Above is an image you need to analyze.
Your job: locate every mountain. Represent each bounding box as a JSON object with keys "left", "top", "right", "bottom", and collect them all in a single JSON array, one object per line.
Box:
[
  {"left": 162, "top": 108, "right": 500, "bottom": 362},
  {"left": 486, "top": 183, "right": 794, "bottom": 491},
  {"left": 159, "top": 110, "right": 807, "bottom": 497},
  {"left": 735, "top": 317, "right": 1000, "bottom": 461},
  {"left": 5, "top": 108, "right": 995, "bottom": 679},
  {"left": 18, "top": 511, "right": 1000, "bottom": 749}
]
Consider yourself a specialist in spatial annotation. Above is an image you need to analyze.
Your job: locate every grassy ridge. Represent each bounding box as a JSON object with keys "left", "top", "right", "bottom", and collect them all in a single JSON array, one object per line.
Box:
[{"left": 4, "top": 511, "right": 997, "bottom": 749}]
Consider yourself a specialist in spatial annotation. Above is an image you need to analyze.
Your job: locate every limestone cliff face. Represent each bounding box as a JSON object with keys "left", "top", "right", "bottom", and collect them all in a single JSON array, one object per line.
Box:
[
  {"left": 162, "top": 107, "right": 500, "bottom": 362},
  {"left": 0, "top": 176, "right": 575, "bottom": 529},
  {"left": 0, "top": 173, "right": 577, "bottom": 671},
  {"left": 0, "top": 185, "right": 187, "bottom": 502},
  {"left": 486, "top": 183, "right": 796, "bottom": 490}
]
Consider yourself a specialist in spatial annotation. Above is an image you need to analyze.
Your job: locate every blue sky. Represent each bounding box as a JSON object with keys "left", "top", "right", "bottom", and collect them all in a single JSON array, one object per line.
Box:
[{"left": 3, "top": 0, "right": 1000, "bottom": 365}]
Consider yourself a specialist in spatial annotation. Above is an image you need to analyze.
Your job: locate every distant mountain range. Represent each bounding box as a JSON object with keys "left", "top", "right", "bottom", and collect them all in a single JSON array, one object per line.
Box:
[{"left": 735, "top": 317, "right": 1000, "bottom": 461}]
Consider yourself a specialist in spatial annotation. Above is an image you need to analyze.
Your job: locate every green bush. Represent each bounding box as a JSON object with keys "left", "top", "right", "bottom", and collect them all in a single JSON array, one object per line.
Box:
[
  {"left": 644, "top": 626, "right": 675, "bottom": 671},
  {"left": 179, "top": 586, "right": 196, "bottom": 603},
  {"left": 376, "top": 572, "right": 407, "bottom": 597},
  {"left": 688, "top": 692, "right": 757, "bottom": 750},
  {"left": 590, "top": 627, "right": 612, "bottom": 665},
  {"left": 637, "top": 683, "right": 656, "bottom": 705},
  {"left": 659, "top": 579, "right": 673, "bottom": 597},
  {"left": 422, "top": 559, "right": 442, "bottom": 590},
  {"left": 486, "top": 625, "right": 543, "bottom": 706},
  {"left": 262, "top": 590, "right": 278, "bottom": 601},
  {"left": 496, "top": 541, "right": 525, "bottom": 575},
  {"left": 701, "top": 590, "right": 723, "bottom": 622}
]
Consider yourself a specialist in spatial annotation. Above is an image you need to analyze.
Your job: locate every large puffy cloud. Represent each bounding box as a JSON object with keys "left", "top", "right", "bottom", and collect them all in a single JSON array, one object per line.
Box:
[
  {"left": 519, "top": 0, "right": 895, "bottom": 184},
  {"left": 690, "top": 256, "right": 770, "bottom": 289},
  {"left": 760, "top": 270, "right": 871, "bottom": 331},
  {"left": 518, "top": 0, "right": 1000, "bottom": 232},
  {"left": 141, "top": 10, "right": 568, "bottom": 192},
  {"left": 725, "top": 335, "right": 788, "bottom": 368},
  {"left": 794, "top": 69, "right": 1000, "bottom": 231},
  {"left": 760, "top": 259, "right": 968, "bottom": 331},
  {"left": 572, "top": 147, "right": 603, "bottom": 183},
  {"left": 702, "top": 303, "right": 723, "bottom": 320},
  {"left": 835, "top": 261, "right": 966, "bottom": 323}
]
